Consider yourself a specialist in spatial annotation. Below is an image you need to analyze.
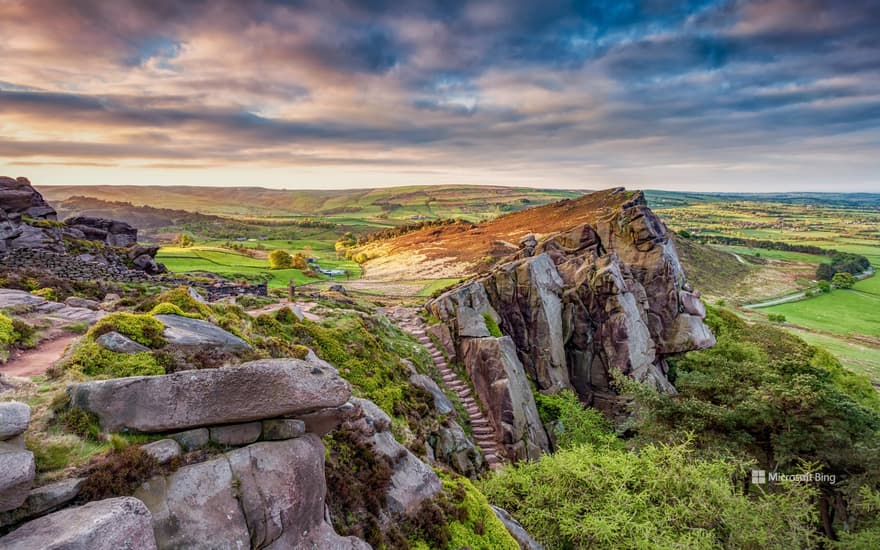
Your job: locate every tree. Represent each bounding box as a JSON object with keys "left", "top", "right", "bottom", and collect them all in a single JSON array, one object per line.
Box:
[
  {"left": 268, "top": 249, "right": 293, "bottom": 269},
  {"left": 173, "top": 233, "right": 194, "bottom": 248},
  {"left": 817, "top": 279, "right": 832, "bottom": 293},
  {"left": 290, "top": 252, "right": 308, "bottom": 270},
  {"left": 832, "top": 272, "right": 856, "bottom": 289}
]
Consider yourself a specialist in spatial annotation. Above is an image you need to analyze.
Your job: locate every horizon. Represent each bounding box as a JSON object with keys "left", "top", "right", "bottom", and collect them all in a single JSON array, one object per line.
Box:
[{"left": 2, "top": 1, "right": 879, "bottom": 192}]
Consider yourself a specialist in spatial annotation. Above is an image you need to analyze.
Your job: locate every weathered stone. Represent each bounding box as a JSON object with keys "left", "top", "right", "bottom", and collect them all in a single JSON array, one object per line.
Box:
[
  {"left": 170, "top": 428, "right": 209, "bottom": 451},
  {"left": 64, "top": 216, "right": 137, "bottom": 247},
  {"left": 0, "top": 496, "right": 155, "bottom": 550},
  {"left": 261, "top": 419, "right": 306, "bottom": 440},
  {"left": 0, "top": 402, "right": 30, "bottom": 440},
  {"left": 491, "top": 506, "right": 544, "bottom": 550},
  {"left": 0, "top": 478, "right": 84, "bottom": 528},
  {"left": 345, "top": 398, "right": 441, "bottom": 516},
  {"left": 210, "top": 422, "right": 262, "bottom": 446},
  {"left": 135, "top": 436, "right": 366, "bottom": 550},
  {"left": 409, "top": 374, "right": 454, "bottom": 416},
  {"left": 426, "top": 323, "right": 456, "bottom": 360},
  {"left": 0, "top": 289, "right": 46, "bottom": 310},
  {"left": 95, "top": 331, "right": 150, "bottom": 354},
  {"left": 427, "top": 190, "right": 715, "bottom": 437},
  {"left": 63, "top": 296, "right": 100, "bottom": 310},
  {"left": 0, "top": 442, "right": 34, "bottom": 513},
  {"left": 135, "top": 458, "right": 247, "bottom": 549},
  {"left": 154, "top": 314, "right": 252, "bottom": 352},
  {"left": 297, "top": 401, "right": 360, "bottom": 436},
  {"left": 141, "top": 439, "right": 181, "bottom": 464},
  {"left": 459, "top": 337, "right": 550, "bottom": 461},
  {"left": 434, "top": 420, "right": 483, "bottom": 476},
  {"left": 69, "top": 358, "right": 352, "bottom": 432}
]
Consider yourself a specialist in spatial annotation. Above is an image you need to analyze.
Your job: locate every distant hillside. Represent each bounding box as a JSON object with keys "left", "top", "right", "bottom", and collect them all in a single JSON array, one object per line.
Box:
[
  {"left": 55, "top": 196, "right": 221, "bottom": 230},
  {"left": 351, "top": 187, "right": 643, "bottom": 280},
  {"left": 672, "top": 234, "right": 749, "bottom": 301},
  {"left": 38, "top": 185, "right": 583, "bottom": 221},
  {"left": 645, "top": 190, "right": 880, "bottom": 209}
]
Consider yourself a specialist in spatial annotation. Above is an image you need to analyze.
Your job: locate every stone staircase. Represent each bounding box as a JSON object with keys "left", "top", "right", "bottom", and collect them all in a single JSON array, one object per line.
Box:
[{"left": 396, "top": 316, "right": 503, "bottom": 470}]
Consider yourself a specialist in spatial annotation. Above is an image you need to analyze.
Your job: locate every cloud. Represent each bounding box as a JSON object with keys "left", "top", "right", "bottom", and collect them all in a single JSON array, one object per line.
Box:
[{"left": 0, "top": 0, "right": 878, "bottom": 190}]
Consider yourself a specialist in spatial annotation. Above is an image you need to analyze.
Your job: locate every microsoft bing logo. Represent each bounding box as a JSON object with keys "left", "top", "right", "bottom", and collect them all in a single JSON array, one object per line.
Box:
[{"left": 751, "top": 470, "right": 766, "bottom": 484}]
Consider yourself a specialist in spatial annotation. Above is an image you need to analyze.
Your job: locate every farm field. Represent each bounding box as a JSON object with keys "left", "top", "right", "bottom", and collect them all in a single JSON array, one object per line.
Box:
[
  {"left": 157, "top": 246, "right": 359, "bottom": 289},
  {"left": 787, "top": 328, "right": 880, "bottom": 384},
  {"left": 759, "top": 285, "right": 880, "bottom": 338},
  {"left": 712, "top": 244, "right": 829, "bottom": 264}
]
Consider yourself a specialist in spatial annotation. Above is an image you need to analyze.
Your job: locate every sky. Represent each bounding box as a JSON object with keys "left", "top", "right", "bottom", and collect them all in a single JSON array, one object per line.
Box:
[{"left": 1, "top": 0, "right": 879, "bottom": 192}]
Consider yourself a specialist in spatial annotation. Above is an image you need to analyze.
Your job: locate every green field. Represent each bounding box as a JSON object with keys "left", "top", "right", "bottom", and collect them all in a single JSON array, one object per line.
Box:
[
  {"left": 713, "top": 244, "right": 829, "bottom": 264},
  {"left": 759, "top": 277, "right": 880, "bottom": 338},
  {"left": 787, "top": 328, "right": 880, "bottom": 383},
  {"left": 157, "top": 246, "right": 360, "bottom": 289}
]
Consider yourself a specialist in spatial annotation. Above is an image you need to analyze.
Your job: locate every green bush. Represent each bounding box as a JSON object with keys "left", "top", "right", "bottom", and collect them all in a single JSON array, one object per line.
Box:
[
  {"left": 767, "top": 313, "right": 786, "bottom": 323},
  {"left": 535, "top": 390, "right": 623, "bottom": 450},
  {"left": 89, "top": 313, "right": 166, "bottom": 348},
  {"left": 480, "top": 441, "right": 818, "bottom": 549},
  {"left": 268, "top": 249, "right": 293, "bottom": 269},
  {"left": 58, "top": 408, "right": 101, "bottom": 440},
  {"left": 483, "top": 313, "right": 502, "bottom": 337},
  {"left": 0, "top": 312, "right": 16, "bottom": 348}
]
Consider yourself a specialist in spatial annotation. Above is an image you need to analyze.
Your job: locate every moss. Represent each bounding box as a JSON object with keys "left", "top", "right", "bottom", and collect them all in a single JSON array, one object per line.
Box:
[
  {"left": 89, "top": 312, "right": 166, "bottom": 348},
  {"left": 31, "top": 287, "right": 58, "bottom": 301},
  {"left": 148, "top": 302, "right": 199, "bottom": 318},
  {"left": 65, "top": 340, "right": 164, "bottom": 378},
  {"left": 483, "top": 313, "right": 502, "bottom": 337},
  {"left": 153, "top": 286, "right": 213, "bottom": 319}
]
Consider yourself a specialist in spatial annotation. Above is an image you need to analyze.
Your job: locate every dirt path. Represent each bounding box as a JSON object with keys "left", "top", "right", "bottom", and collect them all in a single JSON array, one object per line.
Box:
[{"left": 1, "top": 334, "right": 78, "bottom": 378}]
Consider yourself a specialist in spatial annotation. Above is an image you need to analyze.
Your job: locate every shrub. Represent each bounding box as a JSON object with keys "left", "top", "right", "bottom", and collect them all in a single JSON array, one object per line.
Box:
[
  {"left": 832, "top": 272, "right": 856, "bottom": 289},
  {"left": 58, "top": 407, "right": 101, "bottom": 440},
  {"left": 173, "top": 233, "right": 194, "bottom": 247},
  {"left": 817, "top": 279, "right": 832, "bottom": 293},
  {"left": 90, "top": 313, "right": 166, "bottom": 347},
  {"left": 268, "top": 249, "right": 293, "bottom": 269},
  {"left": 767, "top": 313, "right": 786, "bottom": 323},
  {"left": 0, "top": 312, "right": 16, "bottom": 348},
  {"left": 483, "top": 313, "right": 502, "bottom": 337},
  {"left": 291, "top": 252, "right": 308, "bottom": 270},
  {"left": 535, "top": 390, "right": 623, "bottom": 450},
  {"left": 480, "top": 441, "right": 818, "bottom": 549},
  {"left": 79, "top": 445, "right": 161, "bottom": 502}
]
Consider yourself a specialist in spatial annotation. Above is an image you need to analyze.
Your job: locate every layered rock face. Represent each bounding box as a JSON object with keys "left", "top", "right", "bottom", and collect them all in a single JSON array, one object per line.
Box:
[
  {"left": 427, "top": 190, "right": 714, "bottom": 459},
  {"left": 0, "top": 176, "right": 163, "bottom": 274}
]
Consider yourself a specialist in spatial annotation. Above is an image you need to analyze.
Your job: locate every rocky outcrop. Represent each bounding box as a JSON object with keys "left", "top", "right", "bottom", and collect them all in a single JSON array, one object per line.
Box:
[
  {"left": 492, "top": 506, "right": 544, "bottom": 550},
  {"left": 155, "top": 314, "right": 252, "bottom": 353},
  {"left": 0, "top": 496, "right": 156, "bottom": 550},
  {"left": 344, "top": 398, "right": 442, "bottom": 516},
  {"left": 0, "top": 176, "right": 164, "bottom": 275},
  {"left": 69, "top": 357, "right": 352, "bottom": 432},
  {"left": 427, "top": 190, "right": 714, "bottom": 459}
]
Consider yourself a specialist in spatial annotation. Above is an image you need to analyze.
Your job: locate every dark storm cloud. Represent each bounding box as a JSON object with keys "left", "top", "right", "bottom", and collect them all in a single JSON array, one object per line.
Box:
[{"left": 0, "top": 0, "right": 879, "bottom": 189}]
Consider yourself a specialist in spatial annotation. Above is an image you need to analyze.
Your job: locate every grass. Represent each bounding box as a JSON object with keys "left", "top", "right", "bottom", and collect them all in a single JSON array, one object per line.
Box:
[
  {"left": 158, "top": 246, "right": 328, "bottom": 288},
  {"left": 759, "top": 284, "right": 880, "bottom": 338},
  {"left": 416, "top": 278, "right": 463, "bottom": 297},
  {"left": 714, "top": 244, "right": 829, "bottom": 264}
]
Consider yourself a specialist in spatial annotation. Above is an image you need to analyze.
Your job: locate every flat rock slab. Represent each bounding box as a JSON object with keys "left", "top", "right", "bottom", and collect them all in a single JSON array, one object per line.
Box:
[
  {"left": 210, "top": 422, "right": 261, "bottom": 446},
  {"left": 0, "top": 290, "right": 46, "bottom": 310},
  {"left": 261, "top": 419, "right": 305, "bottom": 441},
  {"left": 0, "top": 496, "right": 156, "bottom": 550},
  {"left": 95, "top": 331, "right": 150, "bottom": 354},
  {"left": 69, "top": 358, "right": 352, "bottom": 432},
  {"left": 0, "top": 402, "right": 30, "bottom": 440},
  {"left": 0, "top": 478, "right": 84, "bottom": 528},
  {"left": 170, "top": 428, "right": 209, "bottom": 451},
  {"left": 0, "top": 442, "right": 34, "bottom": 513},
  {"left": 154, "top": 314, "right": 252, "bottom": 352}
]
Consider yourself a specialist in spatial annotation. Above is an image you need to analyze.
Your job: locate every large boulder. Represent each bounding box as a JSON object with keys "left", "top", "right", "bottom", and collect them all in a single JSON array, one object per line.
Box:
[
  {"left": 0, "top": 442, "right": 35, "bottom": 513},
  {"left": 68, "top": 358, "right": 352, "bottom": 432},
  {"left": 135, "top": 435, "right": 368, "bottom": 549},
  {"left": 154, "top": 314, "right": 252, "bottom": 353},
  {"left": 0, "top": 496, "right": 156, "bottom": 550},
  {"left": 63, "top": 216, "right": 137, "bottom": 247},
  {"left": 433, "top": 420, "right": 483, "bottom": 476},
  {"left": 0, "top": 177, "right": 56, "bottom": 220},
  {"left": 0, "top": 478, "right": 84, "bottom": 528},
  {"left": 95, "top": 331, "right": 150, "bottom": 354},
  {"left": 491, "top": 506, "right": 544, "bottom": 550},
  {"left": 0, "top": 402, "right": 30, "bottom": 441}
]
